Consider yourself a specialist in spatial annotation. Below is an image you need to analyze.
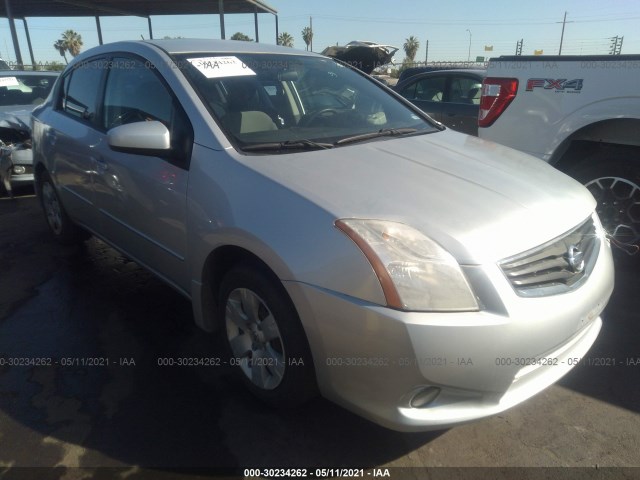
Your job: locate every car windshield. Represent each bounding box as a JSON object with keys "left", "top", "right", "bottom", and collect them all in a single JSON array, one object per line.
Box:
[
  {"left": 174, "top": 53, "right": 438, "bottom": 152},
  {"left": 0, "top": 74, "right": 58, "bottom": 108}
]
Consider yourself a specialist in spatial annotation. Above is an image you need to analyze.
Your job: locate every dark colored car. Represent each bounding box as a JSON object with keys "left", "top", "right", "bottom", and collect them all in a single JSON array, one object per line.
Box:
[{"left": 394, "top": 69, "right": 485, "bottom": 136}]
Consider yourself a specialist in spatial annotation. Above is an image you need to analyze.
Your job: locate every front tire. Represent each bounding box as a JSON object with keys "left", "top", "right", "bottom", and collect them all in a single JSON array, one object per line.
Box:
[{"left": 218, "top": 264, "right": 317, "bottom": 407}]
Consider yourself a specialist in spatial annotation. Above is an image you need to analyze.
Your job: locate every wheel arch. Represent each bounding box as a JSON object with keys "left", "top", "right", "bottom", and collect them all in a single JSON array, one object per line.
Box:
[
  {"left": 551, "top": 118, "right": 640, "bottom": 172},
  {"left": 192, "top": 244, "right": 294, "bottom": 333}
]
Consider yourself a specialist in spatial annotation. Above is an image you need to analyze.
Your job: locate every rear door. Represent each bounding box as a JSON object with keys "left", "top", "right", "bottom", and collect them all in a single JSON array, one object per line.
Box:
[
  {"left": 441, "top": 73, "right": 483, "bottom": 135},
  {"left": 42, "top": 58, "right": 107, "bottom": 230},
  {"left": 396, "top": 75, "right": 445, "bottom": 123}
]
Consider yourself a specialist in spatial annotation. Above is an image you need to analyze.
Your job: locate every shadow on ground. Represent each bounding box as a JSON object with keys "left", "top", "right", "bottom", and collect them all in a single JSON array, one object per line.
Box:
[{"left": 0, "top": 198, "right": 442, "bottom": 473}]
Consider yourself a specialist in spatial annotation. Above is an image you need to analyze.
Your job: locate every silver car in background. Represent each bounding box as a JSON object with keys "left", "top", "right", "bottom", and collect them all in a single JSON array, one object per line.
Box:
[
  {"left": 0, "top": 71, "right": 58, "bottom": 196},
  {"left": 32, "top": 39, "right": 614, "bottom": 431}
]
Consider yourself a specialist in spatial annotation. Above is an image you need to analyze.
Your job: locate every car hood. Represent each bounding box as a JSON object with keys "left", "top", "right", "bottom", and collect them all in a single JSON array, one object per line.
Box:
[
  {"left": 240, "top": 130, "right": 596, "bottom": 264},
  {"left": 0, "top": 111, "right": 31, "bottom": 143}
]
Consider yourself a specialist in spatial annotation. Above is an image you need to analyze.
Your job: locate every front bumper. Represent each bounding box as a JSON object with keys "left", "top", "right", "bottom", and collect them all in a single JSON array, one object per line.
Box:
[
  {"left": 3, "top": 146, "right": 33, "bottom": 186},
  {"left": 8, "top": 171, "right": 34, "bottom": 185},
  {"left": 284, "top": 235, "right": 614, "bottom": 432}
]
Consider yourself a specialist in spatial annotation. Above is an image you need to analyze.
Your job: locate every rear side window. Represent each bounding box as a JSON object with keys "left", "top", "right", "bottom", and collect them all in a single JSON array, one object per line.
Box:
[{"left": 60, "top": 60, "right": 105, "bottom": 121}]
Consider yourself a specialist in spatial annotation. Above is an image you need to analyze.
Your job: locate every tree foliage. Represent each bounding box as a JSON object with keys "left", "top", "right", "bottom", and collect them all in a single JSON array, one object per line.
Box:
[
  {"left": 53, "top": 30, "right": 83, "bottom": 64},
  {"left": 230, "top": 32, "right": 253, "bottom": 42},
  {"left": 403, "top": 36, "right": 419, "bottom": 62},
  {"left": 53, "top": 39, "right": 68, "bottom": 64},
  {"left": 302, "top": 27, "right": 313, "bottom": 51},
  {"left": 277, "top": 32, "right": 294, "bottom": 47}
]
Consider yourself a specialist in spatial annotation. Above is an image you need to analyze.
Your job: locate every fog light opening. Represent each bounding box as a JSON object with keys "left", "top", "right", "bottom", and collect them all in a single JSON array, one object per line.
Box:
[
  {"left": 410, "top": 386, "right": 441, "bottom": 408},
  {"left": 13, "top": 165, "right": 26, "bottom": 175}
]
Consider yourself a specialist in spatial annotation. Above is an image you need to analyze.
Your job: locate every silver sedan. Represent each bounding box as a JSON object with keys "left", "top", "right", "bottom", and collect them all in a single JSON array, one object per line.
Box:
[{"left": 32, "top": 39, "right": 613, "bottom": 431}]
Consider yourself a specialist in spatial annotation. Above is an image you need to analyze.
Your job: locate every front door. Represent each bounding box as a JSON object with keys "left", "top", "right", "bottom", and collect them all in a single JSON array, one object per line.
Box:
[{"left": 92, "top": 57, "right": 194, "bottom": 291}]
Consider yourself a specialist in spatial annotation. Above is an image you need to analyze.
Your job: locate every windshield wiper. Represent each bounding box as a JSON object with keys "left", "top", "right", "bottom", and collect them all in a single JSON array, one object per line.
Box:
[
  {"left": 335, "top": 128, "right": 418, "bottom": 146},
  {"left": 242, "top": 139, "right": 334, "bottom": 152}
]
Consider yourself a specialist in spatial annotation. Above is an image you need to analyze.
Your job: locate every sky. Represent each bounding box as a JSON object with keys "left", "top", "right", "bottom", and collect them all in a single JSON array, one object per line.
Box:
[{"left": 1, "top": 0, "right": 639, "bottom": 66}]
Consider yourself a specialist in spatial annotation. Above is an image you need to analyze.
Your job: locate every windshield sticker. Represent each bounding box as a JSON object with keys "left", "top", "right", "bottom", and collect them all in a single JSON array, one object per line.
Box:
[
  {"left": 187, "top": 56, "right": 256, "bottom": 79},
  {"left": 0, "top": 77, "right": 19, "bottom": 87}
]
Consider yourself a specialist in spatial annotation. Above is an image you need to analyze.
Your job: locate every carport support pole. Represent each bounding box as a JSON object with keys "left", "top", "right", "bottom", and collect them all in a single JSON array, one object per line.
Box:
[
  {"left": 4, "top": 0, "right": 24, "bottom": 68},
  {"left": 22, "top": 18, "right": 36, "bottom": 69},
  {"left": 275, "top": 15, "right": 278, "bottom": 44},
  {"left": 219, "top": 0, "right": 226, "bottom": 39},
  {"left": 95, "top": 16, "right": 103, "bottom": 45},
  {"left": 147, "top": 16, "right": 153, "bottom": 40},
  {"left": 254, "top": 6, "right": 259, "bottom": 42}
]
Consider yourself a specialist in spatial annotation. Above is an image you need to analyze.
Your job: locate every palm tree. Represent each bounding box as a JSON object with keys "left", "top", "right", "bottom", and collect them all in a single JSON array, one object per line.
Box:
[
  {"left": 230, "top": 32, "right": 253, "bottom": 42},
  {"left": 403, "top": 36, "right": 420, "bottom": 63},
  {"left": 61, "top": 30, "right": 83, "bottom": 58},
  {"left": 277, "top": 32, "right": 294, "bottom": 48},
  {"left": 53, "top": 39, "right": 68, "bottom": 64},
  {"left": 302, "top": 27, "right": 313, "bottom": 51}
]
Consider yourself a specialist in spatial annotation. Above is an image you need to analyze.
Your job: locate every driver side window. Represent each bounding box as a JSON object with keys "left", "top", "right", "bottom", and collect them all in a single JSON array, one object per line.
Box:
[
  {"left": 102, "top": 58, "right": 173, "bottom": 130},
  {"left": 102, "top": 57, "right": 193, "bottom": 166}
]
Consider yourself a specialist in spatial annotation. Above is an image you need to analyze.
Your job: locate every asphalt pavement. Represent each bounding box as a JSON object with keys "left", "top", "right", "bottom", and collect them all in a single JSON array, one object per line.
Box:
[{"left": 0, "top": 191, "right": 639, "bottom": 480}]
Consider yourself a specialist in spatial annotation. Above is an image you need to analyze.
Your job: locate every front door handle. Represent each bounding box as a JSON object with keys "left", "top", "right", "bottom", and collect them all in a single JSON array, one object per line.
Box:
[{"left": 95, "top": 157, "right": 108, "bottom": 175}]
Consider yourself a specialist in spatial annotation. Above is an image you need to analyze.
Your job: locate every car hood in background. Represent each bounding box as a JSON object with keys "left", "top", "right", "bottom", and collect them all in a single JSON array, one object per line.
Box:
[
  {"left": 239, "top": 130, "right": 596, "bottom": 264},
  {"left": 322, "top": 41, "right": 398, "bottom": 74},
  {"left": 0, "top": 111, "right": 31, "bottom": 143}
]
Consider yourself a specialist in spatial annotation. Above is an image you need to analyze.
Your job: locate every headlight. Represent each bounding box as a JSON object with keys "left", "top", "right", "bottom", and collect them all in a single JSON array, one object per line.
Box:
[{"left": 335, "top": 219, "right": 478, "bottom": 312}]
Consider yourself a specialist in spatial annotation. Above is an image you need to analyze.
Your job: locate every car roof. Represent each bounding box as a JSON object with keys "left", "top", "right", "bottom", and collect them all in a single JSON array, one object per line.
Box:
[
  {"left": 66, "top": 39, "right": 323, "bottom": 70},
  {"left": 0, "top": 70, "right": 60, "bottom": 76},
  {"left": 145, "top": 38, "right": 321, "bottom": 57},
  {"left": 405, "top": 68, "right": 486, "bottom": 77},
  {"left": 395, "top": 69, "right": 485, "bottom": 89}
]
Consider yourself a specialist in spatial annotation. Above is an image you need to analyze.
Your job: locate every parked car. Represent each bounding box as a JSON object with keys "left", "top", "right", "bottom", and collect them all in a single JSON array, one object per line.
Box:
[
  {"left": 0, "top": 70, "right": 58, "bottom": 196},
  {"left": 394, "top": 69, "right": 485, "bottom": 136},
  {"left": 33, "top": 39, "right": 613, "bottom": 432}
]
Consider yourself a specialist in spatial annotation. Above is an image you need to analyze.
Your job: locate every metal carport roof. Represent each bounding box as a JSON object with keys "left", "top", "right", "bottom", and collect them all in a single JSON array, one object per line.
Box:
[{"left": 1, "top": 0, "right": 278, "bottom": 67}]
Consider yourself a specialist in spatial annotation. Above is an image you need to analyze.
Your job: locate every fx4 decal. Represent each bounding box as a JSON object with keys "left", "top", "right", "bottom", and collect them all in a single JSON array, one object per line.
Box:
[{"left": 526, "top": 78, "right": 584, "bottom": 92}]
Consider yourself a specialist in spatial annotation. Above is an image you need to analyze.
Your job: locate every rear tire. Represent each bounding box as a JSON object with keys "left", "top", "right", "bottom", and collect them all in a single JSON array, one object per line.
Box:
[
  {"left": 567, "top": 151, "right": 640, "bottom": 265},
  {"left": 36, "top": 170, "right": 90, "bottom": 244},
  {"left": 218, "top": 263, "right": 317, "bottom": 407}
]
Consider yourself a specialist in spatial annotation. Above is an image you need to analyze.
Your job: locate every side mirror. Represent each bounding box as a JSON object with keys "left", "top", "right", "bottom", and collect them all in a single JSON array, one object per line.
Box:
[{"left": 107, "top": 120, "right": 170, "bottom": 155}]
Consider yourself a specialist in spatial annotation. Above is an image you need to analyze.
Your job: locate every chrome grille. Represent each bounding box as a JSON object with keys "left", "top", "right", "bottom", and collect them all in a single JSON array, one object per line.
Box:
[{"left": 500, "top": 217, "right": 600, "bottom": 297}]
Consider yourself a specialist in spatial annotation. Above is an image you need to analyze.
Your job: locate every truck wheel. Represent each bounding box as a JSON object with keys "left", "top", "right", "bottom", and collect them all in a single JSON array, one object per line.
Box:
[
  {"left": 37, "top": 170, "right": 90, "bottom": 244},
  {"left": 218, "top": 263, "right": 317, "bottom": 407},
  {"left": 568, "top": 154, "right": 640, "bottom": 263}
]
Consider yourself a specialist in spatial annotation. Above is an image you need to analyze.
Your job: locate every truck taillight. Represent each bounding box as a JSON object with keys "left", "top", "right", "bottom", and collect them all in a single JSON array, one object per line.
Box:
[{"left": 478, "top": 78, "right": 518, "bottom": 128}]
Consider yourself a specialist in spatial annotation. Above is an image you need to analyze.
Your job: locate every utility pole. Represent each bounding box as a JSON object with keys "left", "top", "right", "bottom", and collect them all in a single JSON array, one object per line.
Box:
[
  {"left": 466, "top": 29, "right": 471, "bottom": 62},
  {"left": 557, "top": 11, "right": 573, "bottom": 55},
  {"left": 310, "top": 16, "right": 313, "bottom": 52},
  {"left": 425, "top": 39, "right": 429, "bottom": 63}
]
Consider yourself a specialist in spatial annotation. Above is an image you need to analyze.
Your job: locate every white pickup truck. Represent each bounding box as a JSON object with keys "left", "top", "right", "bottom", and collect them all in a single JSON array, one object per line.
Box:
[{"left": 478, "top": 55, "right": 640, "bottom": 261}]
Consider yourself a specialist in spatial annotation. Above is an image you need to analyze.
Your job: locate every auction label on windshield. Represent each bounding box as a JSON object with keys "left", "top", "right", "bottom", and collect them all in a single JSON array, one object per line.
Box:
[
  {"left": 187, "top": 56, "right": 256, "bottom": 78},
  {"left": 0, "top": 76, "right": 19, "bottom": 87}
]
